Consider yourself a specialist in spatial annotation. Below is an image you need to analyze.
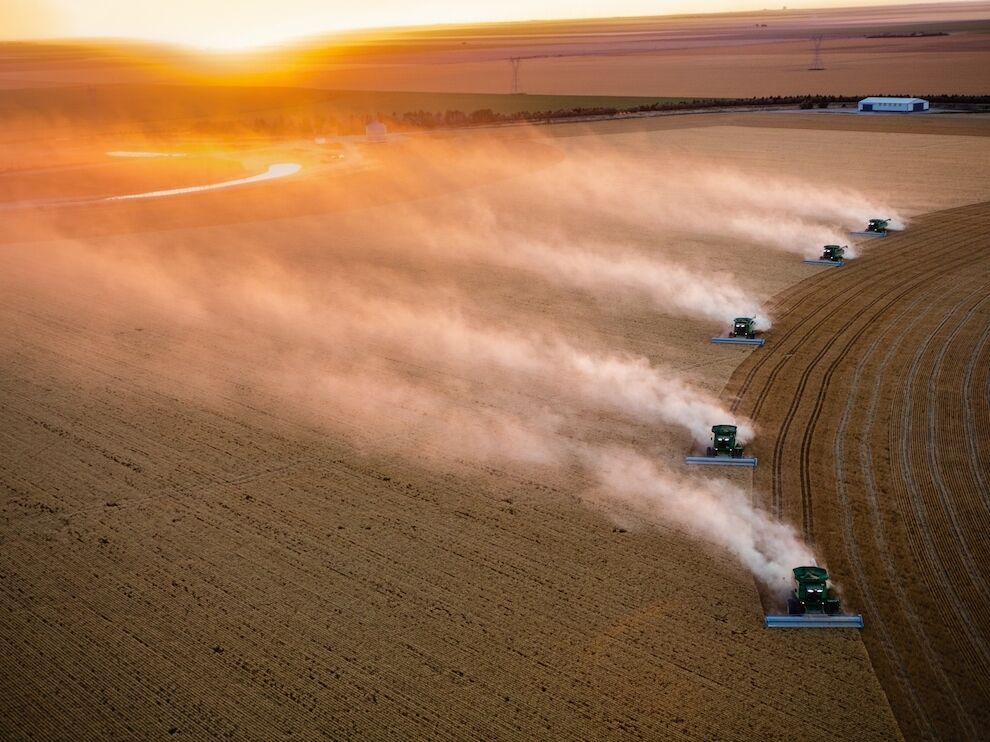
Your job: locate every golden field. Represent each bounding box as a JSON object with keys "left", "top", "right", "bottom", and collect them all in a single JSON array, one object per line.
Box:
[{"left": 3, "top": 5, "right": 990, "bottom": 739}]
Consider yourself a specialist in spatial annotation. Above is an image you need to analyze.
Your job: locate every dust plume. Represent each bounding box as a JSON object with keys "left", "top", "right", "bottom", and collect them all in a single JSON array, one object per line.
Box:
[
  {"left": 358, "top": 308, "right": 753, "bottom": 447},
  {"left": 586, "top": 446, "right": 815, "bottom": 594},
  {"left": 395, "top": 200, "right": 771, "bottom": 328},
  {"left": 726, "top": 214, "right": 857, "bottom": 258},
  {"left": 696, "top": 169, "right": 908, "bottom": 235},
  {"left": 9, "top": 237, "right": 752, "bottom": 449},
  {"left": 494, "top": 236, "right": 767, "bottom": 326},
  {"left": 519, "top": 146, "right": 905, "bottom": 258},
  {"left": 0, "top": 125, "right": 843, "bottom": 594}
]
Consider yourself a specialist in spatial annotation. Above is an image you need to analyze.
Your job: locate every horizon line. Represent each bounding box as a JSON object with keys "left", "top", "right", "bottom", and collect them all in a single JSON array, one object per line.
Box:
[{"left": 0, "top": 0, "right": 984, "bottom": 52}]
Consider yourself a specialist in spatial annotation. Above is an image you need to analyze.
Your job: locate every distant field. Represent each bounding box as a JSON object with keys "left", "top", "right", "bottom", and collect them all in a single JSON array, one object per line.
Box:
[
  {"left": 0, "top": 85, "right": 694, "bottom": 124},
  {"left": 0, "top": 85, "right": 701, "bottom": 144},
  {"left": 3, "top": 4, "right": 988, "bottom": 100},
  {"left": 308, "top": 90, "right": 695, "bottom": 116}
]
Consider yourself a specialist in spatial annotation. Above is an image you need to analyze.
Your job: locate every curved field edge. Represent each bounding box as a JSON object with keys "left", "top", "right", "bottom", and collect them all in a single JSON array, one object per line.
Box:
[{"left": 723, "top": 200, "right": 990, "bottom": 740}]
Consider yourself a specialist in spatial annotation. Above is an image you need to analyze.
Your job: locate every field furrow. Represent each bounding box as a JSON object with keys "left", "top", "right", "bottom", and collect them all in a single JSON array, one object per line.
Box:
[{"left": 726, "top": 200, "right": 990, "bottom": 740}]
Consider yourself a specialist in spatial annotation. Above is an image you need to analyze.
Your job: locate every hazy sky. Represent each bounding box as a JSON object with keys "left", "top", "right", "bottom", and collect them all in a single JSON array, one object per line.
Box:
[{"left": 0, "top": 0, "right": 965, "bottom": 48}]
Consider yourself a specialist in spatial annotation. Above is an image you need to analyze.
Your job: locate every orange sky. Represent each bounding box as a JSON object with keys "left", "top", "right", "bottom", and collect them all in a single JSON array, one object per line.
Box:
[{"left": 0, "top": 1, "right": 977, "bottom": 49}]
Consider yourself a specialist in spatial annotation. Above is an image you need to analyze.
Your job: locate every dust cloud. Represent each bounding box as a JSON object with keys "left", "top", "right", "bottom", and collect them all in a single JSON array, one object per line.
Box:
[
  {"left": 519, "top": 147, "right": 904, "bottom": 259},
  {"left": 587, "top": 446, "right": 815, "bottom": 592},
  {"left": 0, "top": 126, "right": 866, "bottom": 591}
]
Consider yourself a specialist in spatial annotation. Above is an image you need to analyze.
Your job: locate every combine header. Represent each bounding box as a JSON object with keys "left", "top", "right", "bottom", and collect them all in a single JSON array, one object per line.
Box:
[
  {"left": 711, "top": 317, "right": 765, "bottom": 346},
  {"left": 765, "top": 566, "right": 864, "bottom": 628},
  {"left": 685, "top": 424, "right": 757, "bottom": 467},
  {"left": 850, "top": 218, "right": 890, "bottom": 238},
  {"left": 803, "top": 244, "right": 847, "bottom": 266}
]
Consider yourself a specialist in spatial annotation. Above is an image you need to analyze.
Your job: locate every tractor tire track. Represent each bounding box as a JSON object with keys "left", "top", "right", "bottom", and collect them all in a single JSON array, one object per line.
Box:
[
  {"left": 766, "top": 230, "right": 974, "bottom": 526},
  {"left": 727, "top": 225, "right": 976, "bottom": 528},
  {"left": 851, "top": 291, "right": 983, "bottom": 740},
  {"left": 728, "top": 202, "right": 990, "bottom": 413},
  {"left": 832, "top": 291, "right": 940, "bottom": 739},
  {"left": 727, "top": 228, "right": 969, "bottom": 420},
  {"left": 787, "top": 258, "right": 989, "bottom": 734},
  {"left": 962, "top": 322, "right": 990, "bottom": 498},
  {"left": 723, "top": 200, "right": 990, "bottom": 740},
  {"left": 893, "top": 288, "right": 990, "bottom": 676},
  {"left": 926, "top": 294, "right": 990, "bottom": 581}
]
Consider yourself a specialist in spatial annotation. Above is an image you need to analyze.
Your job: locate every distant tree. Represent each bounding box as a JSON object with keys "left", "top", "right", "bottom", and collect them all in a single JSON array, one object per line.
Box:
[{"left": 469, "top": 109, "right": 496, "bottom": 124}]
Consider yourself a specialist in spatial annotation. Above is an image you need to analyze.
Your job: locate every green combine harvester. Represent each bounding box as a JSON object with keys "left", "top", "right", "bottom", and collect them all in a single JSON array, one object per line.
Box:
[
  {"left": 685, "top": 424, "right": 757, "bottom": 467},
  {"left": 803, "top": 245, "right": 847, "bottom": 266},
  {"left": 765, "top": 566, "right": 864, "bottom": 628},
  {"left": 851, "top": 217, "right": 891, "bottom": 238},
  {"left": 711, "top": 317, "right": 765, "bottom": 346}
]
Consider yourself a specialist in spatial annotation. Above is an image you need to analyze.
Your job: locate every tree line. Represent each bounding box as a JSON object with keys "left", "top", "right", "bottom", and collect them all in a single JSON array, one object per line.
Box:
[{"left": 178, "top": 94, "right": 990, "bottom": 139}]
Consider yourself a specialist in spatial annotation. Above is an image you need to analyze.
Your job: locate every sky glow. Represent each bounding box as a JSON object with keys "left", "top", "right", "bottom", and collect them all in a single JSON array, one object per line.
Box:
[{"left": 0, "top": 1, "right": 960, "bottom": 49}]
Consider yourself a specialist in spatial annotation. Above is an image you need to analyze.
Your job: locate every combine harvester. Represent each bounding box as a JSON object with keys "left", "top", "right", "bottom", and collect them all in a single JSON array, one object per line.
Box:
[
  {"left": 803, "top": 244, "right": 847, "bottom": 267},
  {"left": 850, "top": 218, "right": 891, "bottom": 238},
  {"left": 765, "top": 566, "right": 864, "bottom": 628},
  {"left": 711, "top": 317, "right": 765, "bottom": 347},
  {"left": 685, "top": 424, "right": 757, "bottom": 467}
]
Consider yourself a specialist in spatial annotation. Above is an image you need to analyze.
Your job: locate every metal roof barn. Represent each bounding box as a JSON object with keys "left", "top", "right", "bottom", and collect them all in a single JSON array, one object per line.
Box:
[
  {"left": 365, "top": 120, "right": 388, "bottom": 143},
  {"left": 858, "top": 97, "right": 929, "bottom": 112}
]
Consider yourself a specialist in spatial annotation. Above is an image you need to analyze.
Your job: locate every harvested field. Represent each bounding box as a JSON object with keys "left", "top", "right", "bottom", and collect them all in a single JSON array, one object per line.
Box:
[
  {"left": 2, "top": 107, "right": 989, "bottom": 741},
  {"left": 279, "top": 32, "right": 990, "bottom": 98},
  {"left": 725, "top": 200, "right": 990, "bottom": 740},
  {"left": 0, "top": 236, "right": 897, "bottom": 738}
]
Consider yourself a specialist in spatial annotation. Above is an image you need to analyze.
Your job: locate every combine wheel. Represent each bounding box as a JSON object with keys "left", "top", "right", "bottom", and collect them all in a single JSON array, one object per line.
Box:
[
  {"left": 825, "top": 600, "right": 841, "bottom": 615},
  {"left": 787, "top": 597, "right": 805, "bottom": 615},
  {"left": 706, "top": 447, "right": 716, "bottom": 457}
]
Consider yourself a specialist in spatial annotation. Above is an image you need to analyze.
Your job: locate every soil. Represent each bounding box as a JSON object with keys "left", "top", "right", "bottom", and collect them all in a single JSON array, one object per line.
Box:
[
  {"left": 3, "top": 108, "right": 989, "bottom": 740},
  {"left": 725, "top": 200, "right": 990, "bottom": 740}
]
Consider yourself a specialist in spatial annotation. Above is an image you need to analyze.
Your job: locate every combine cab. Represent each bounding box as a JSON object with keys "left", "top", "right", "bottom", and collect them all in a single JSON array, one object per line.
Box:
[
  {"left": 851, "top": 218, "right": 891, "bottom": 238},
  {"left": 685, "top": 424, "right": 757, "bottom": 467},
  {"left": 803, "top": 244, "right": 847, "bottom": 267},
  {"left": 712, "top": 317, "right": 765, "bottom": 346},
  {"left": 765, "top": 566, "right": 864, "bottom": 628}
]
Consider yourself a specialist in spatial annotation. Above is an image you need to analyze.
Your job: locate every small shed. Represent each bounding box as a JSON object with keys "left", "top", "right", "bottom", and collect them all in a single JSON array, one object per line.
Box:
[
  {"left": 365, "top": 120, "right": 388, "bottom": 143},
  {"left": 858, "top": 97, "right": 929, "bottom": 113}
]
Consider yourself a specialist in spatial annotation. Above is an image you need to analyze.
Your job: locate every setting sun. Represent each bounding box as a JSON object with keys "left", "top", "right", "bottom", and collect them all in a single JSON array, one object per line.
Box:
[{"left": 178, "top": 29, "right": 303, "bottom": 52}]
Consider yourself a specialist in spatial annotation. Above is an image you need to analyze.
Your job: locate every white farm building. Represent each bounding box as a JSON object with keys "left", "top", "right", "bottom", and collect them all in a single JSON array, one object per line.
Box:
[
  {"left": 365, "top": 120, "right": 388, "bottom": 143},
  {"left": 858, "top": 97, "right": 929, "bottom": 113}
]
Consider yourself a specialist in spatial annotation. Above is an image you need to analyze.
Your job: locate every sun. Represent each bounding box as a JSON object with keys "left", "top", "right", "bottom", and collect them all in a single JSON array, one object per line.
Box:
[{"left": 170, "top": 27, "right": 306, "bottom": 52}]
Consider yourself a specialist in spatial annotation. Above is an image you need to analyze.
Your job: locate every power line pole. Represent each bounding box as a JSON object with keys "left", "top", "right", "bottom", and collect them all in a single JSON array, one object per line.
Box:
[
  {"left": 509, "top": 58, "right": 522, "bottom": 94},
  {"left": 809, "top": 36, "right": 825, "bottom": 70}
]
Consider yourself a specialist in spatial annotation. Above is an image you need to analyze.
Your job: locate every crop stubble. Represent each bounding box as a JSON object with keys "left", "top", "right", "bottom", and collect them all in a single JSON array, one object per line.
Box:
[
  {"left": 726, "top": 201, "right": 990, "bottom": 740},
  {"left": 6, "top": 115, "right": 985, "bottom": 740}
]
